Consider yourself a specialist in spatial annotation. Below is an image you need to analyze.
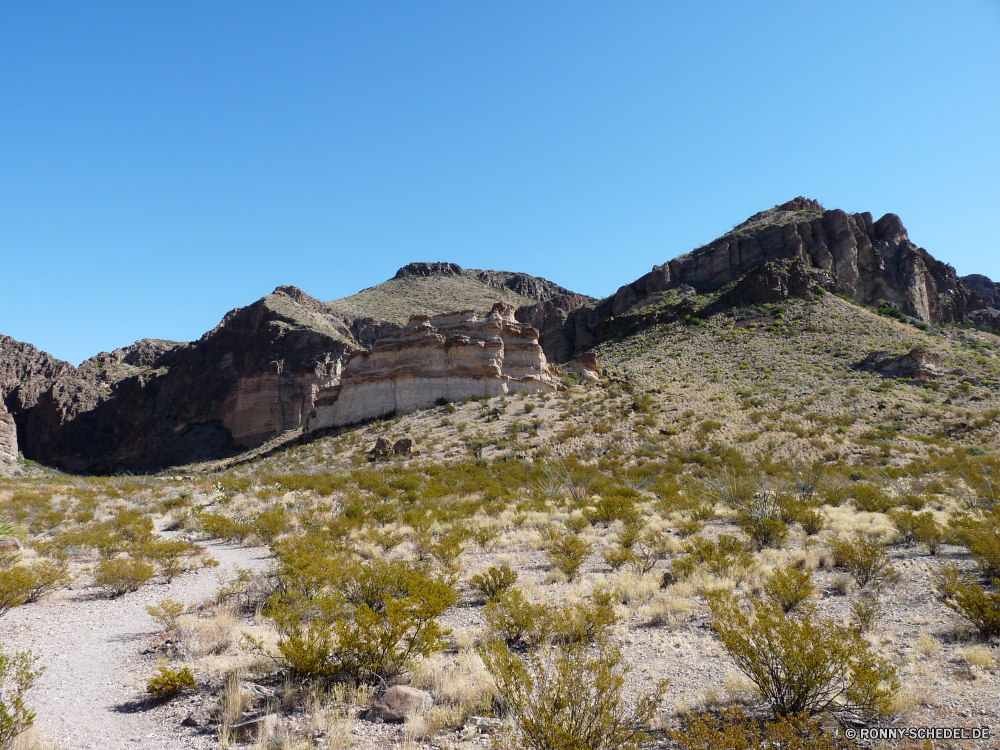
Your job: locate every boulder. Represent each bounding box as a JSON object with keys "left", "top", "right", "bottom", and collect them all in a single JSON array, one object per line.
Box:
[
  {"left": 362, "top": 686, "right": 432, "bottom": 724},
  {"left": 857, "top": 349, "right": 946, "bottom": 380},
  {"left": 392, "top": 438, "right": 417, "bottom": 455},
  {"left": 371, "top": 437, "right": 393, "bottom": 457},
  {"left": 563, "top": 353, "right": 601, "bottom": 381},
  {"left": 0, "top": 537, "right": 21, "bottom": 550}
]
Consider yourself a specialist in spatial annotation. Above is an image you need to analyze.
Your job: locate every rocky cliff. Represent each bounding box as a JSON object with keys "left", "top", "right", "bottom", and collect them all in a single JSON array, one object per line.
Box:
[
  {"left": 0, "top": 401, "right": 17, "bottom": 465},
  {"left": 2, "top": 265, "right": 577, "bottom": 473},
  {"left": 307, "top": 303, "right": 562, "bottom": 431},
  {"left": 1, "top": 287, "right": 363, "bottom": 472},
  {"left": 520, "top": 198, "right": 998, "bottom": 362}
]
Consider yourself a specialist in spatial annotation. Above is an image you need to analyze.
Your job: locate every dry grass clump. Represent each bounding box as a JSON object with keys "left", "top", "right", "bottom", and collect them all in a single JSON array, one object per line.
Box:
[{"left": 176, "top": 607, "right": 238, "bottom": 660}]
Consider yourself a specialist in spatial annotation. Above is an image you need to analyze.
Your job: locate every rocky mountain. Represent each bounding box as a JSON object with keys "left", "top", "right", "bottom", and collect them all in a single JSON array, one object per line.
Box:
[
  {"left": 521, "top": 197, "right": 1000, "bottom": 362},
  {"left": 1, "top": 268, "right": 576, "bottom": 473},
  {"left": 3, "top": 199, "right": 998, "bottom": 473}
]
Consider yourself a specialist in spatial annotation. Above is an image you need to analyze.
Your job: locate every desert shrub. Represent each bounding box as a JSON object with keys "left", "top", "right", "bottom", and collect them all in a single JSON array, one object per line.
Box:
[
  {"left": 21, "top": 560, "right": 72, "bottom": 602},
  {"left": 671, "top": 535, "right": 752, "bottom": 580},
  {"left": 556, "top": 592, "right": 618, "bottom": 645},
  {"left": 0, "top": 647, "right": 44, "bottom": 747},
  {"left": 483, "top": 589, "right": 555, "bottom": 650},
  {"left": 949, "top": 513, "right": 1000, "bottom": 577},
  {"left": 889, "top": 509, "right": 943, "bottom": 554},
  {"left": 0, "top": 568, "right": 32, "bottom": 617},
  {"left": 428, "top": 530, "right": 467, "bottom": 574},
  {"left": 585, "top": 492, "right": 639, "bottom": 526},
  {"left": 851, "top": 483, "right": 897, "bottom": 513},
  {"left": 543, "top": 528, "right": 592, "bottom": 580},
  {"left": 267, "top": 554, "right": 455, "bottom": 685},
  {"left": 781, "top": 501, "right": 825, "bottom": 535},
  {"left": 709, "top": 594, "right": 898, "bottom": 719},
  {"left": 137, "top": 538, "right": 204, "bottom": 581},
  {"left": 146, "top": 599, "right": 186, "bottom": 630},
  {"left": 672, "top": 707, "right": 858, "bottom": 750},
  {"left": 764, "top": 565, "right": 814, "bottom": 613},
  {"left": 94, "top": 557, "right": 155, "bottom": 598},
  {"left": 850, "top": 592, "right": 883, "bottom": 633},
  {"left": 935, "top": 566, "right": 1000, "bottom": 639},
  {"left": 602, "top": 547, "right": 632, "bottom": 571},
  {"left": 624, "top": 531, "right": 671, "bottom": 575},
  {"left": 478, "top": 636, "right": 665, "bottom": 750},
  {"left": 146, "top": 664, "right": 197, "bottom": 699},
  {"left": 469, "top": 565, "right": 518, "bottom": 602},
  {"left": 828, "top": 533, "right": 899, "bottom": 591},
  {"left": 195, "top": 511, "right": 254, "bottom": 543}
]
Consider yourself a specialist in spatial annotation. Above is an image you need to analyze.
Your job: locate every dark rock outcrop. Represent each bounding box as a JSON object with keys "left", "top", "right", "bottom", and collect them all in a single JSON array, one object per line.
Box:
[
  {"left": 521, "top": 198, "right": 994, "bottom": 362},
  {"left": 716, "top": 259, "right": 822, "bottom": 307},
  {"left": 1, "top": 287, "right": 359, "bottom": 473},
  {"left": 473, "top": 270, "right": 576, "bottom": 302},
  {"left": 857, "top": 349, "right": 947, "bottom": 380},
  {"left": 962, "top": 274, "right": 1000, "bottom": 309},
  {"left": 394, "top": 262, "right": 464, "bottom": 279}
]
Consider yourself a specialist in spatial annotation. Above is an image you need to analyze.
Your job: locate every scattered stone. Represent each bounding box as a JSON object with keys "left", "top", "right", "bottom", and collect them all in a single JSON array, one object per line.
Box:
[
  {"left": 0, "top": 537, "right": 21, "bottom": 550},
  {"left": 181, "top": 704, "right": 215, "bottom": 728},
  {"left": 362, "top": 686, "right": 432, "bottom": 724}
]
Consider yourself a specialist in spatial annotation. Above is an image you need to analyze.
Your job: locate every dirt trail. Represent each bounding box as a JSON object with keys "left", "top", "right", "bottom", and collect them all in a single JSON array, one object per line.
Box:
[{"left": 2, "top": 533, "right": 271, "bottom": 750}]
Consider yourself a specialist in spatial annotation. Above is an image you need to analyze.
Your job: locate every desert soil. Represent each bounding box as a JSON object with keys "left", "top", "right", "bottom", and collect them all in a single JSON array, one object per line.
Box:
[{"left": 2, "top": 529, "right": 272, "bottom": 750}]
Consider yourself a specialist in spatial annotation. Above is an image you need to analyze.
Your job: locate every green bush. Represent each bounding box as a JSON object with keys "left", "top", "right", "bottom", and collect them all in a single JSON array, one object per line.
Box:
[
  {"left": 94, "top": 557, "right": 155, "bottom": 598},
  {"left": 889, "top": 509, "right": 943, "bottom": 555},
  {"left": 850, "top": 483, "right": 897, "bottom": 514},
  {"left": 469, "top": 565, "right": 518, "bottom": 602},
  {"left": 850, "top": 592, "right": 883, "bottom": 633},
  {"left": 0, "top": 647, "right": 44, "bottom": 747},
  {"left": 672, "top": 707, "right": 858, "bottom": 750},
  {"left": 764, "top": 565, "right": 814, "bottom": 613},
  {"left": 949, "top": 514, "right": 1000, "bottom": 577},
  {"left": 671, "top": 535, "right": 752, "bottom": 580},
  {"left": 21, "top": 560, "right": 72, "bottom": 602},
  {"left": 479, "top": 635, "right": 666, "bottom": 750},
  {"left": 268, "top": 555, "right": 455, "bottom": 685},
  {"left": 483, "top": 589, "right": 554, "bottom": 649},
  {"left": 0, "top": 568, "right": 32, "bottom": 617},
  {"left": 543, "top": 528, "right": 592, "bottom": 580},
  {"left": 146, "top": 599, "right": 186, "bottom": 630},
  {"left": 709, "top": 593, "right": 898, "bottom": 719},
  {"left": 828, "top": 533, "right": 899, "bottom": 591},
  {"left": 146, "top": 664, "right": 197, "bottom": 699},
  {"left": 935, "top": 565, "right": 1000, "bottom": 639}
]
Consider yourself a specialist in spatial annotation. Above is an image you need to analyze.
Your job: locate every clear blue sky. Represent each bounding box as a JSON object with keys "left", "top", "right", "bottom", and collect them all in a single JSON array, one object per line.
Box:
[{"left": 3, "top": 2, "right": 999, "bottom": 365}]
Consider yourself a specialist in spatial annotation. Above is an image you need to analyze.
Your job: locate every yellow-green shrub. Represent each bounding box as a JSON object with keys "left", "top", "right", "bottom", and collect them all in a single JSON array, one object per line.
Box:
[
  {"left": 94, "top": 557, "right": 155, "bottom": 598},
  {"left": 709, "top": 593, "right": 898, "bottom": 719}
]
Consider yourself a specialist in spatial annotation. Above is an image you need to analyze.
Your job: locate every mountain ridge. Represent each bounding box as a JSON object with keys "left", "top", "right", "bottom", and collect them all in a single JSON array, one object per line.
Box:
[{"left": 3, "top": 198, "right": 999, "bottom": 473}]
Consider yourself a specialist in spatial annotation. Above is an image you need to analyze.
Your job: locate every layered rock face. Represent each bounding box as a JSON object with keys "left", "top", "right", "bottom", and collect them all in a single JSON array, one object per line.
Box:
[
  {"left": 0, "top": 402, "right": 17, "bottom": 464},
  {"left": 1, "top": 287, "right": 362, "bottom": 472},
  {"left": 307, "top": 304, "right": 561, "bottom": 431},
  {"left": 521, "top": 198, "right": 993, "bottom": 363}
]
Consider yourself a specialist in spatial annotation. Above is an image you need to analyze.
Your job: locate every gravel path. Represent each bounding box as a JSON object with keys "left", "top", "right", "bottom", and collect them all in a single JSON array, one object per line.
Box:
[{"left": 2, "top": 535, "right": 271, "bottom": 750}]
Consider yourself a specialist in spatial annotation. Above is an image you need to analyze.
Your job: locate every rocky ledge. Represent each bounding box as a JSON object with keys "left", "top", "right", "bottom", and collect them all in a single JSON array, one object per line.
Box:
[{"left": 306, "top": 303, "right": 562, "bottom": 431}]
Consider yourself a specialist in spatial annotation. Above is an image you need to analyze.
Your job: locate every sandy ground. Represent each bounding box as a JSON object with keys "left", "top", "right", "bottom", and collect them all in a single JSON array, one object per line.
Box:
[{"left": 2, "top": 533, "right": 271, "bottom": 750}]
